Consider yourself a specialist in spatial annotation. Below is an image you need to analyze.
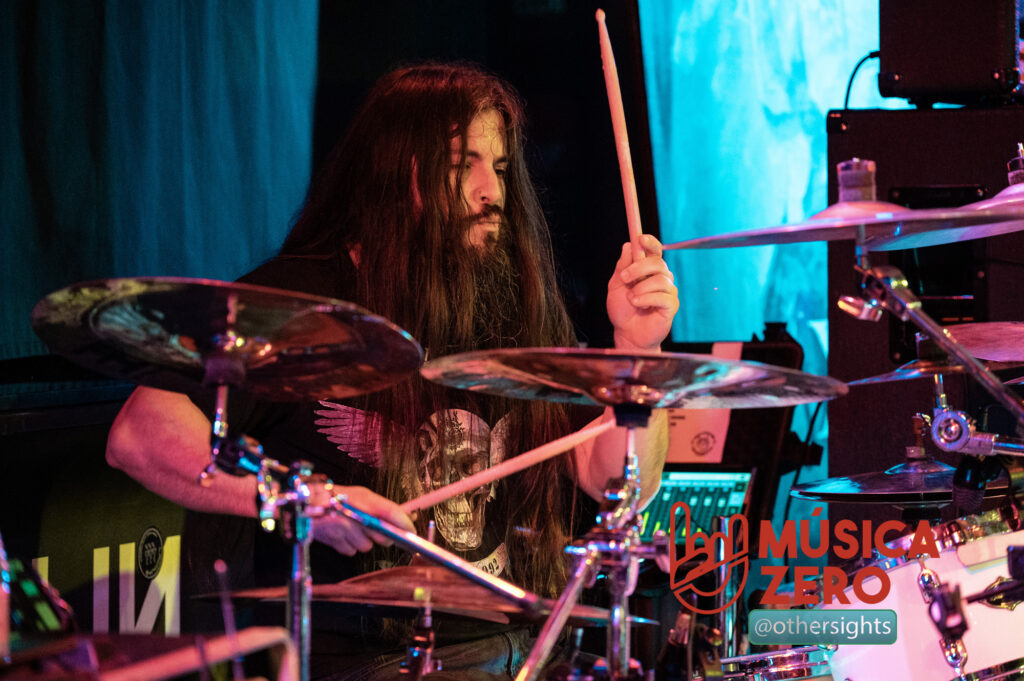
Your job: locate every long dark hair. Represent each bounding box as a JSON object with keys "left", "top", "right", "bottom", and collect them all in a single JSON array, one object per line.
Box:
[{"left": 283, "top": 63, "right": 580, "bottom": 596}]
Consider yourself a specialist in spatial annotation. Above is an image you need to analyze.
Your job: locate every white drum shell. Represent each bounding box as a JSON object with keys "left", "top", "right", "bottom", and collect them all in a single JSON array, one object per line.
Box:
[{"left": 820, "top": 527, "right": 1024, "bottom": 681}]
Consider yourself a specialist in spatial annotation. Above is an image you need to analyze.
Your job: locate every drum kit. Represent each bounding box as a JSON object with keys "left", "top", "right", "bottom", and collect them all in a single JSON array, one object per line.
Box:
[{"left": 17, "top": 160, "right": 1024, "bottom": 681}]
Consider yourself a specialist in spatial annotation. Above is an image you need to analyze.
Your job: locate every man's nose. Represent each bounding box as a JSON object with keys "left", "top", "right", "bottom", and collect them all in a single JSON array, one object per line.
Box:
[{"left": 474, "top": 169, "right": 503, "bottom": 208}]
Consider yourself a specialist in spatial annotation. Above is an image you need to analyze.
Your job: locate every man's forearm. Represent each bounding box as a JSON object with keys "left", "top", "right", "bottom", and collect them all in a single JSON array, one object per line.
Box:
[
  {"left": 576, "top": 407, "right": 668, "bottom": 504},
  {"left": 106, "top": 386, "right": 260, "bottom": 517}
]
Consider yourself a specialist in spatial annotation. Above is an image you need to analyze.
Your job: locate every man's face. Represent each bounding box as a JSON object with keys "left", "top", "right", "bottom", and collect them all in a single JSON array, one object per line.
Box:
[{"left": 450, "top": 109, "right": 508, "bottom": 250}]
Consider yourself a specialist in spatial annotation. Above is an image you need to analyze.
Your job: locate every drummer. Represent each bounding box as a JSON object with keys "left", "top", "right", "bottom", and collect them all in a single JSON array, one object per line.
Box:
[{"left": 105, "top": 62, "right": 679, "bottom": 679}]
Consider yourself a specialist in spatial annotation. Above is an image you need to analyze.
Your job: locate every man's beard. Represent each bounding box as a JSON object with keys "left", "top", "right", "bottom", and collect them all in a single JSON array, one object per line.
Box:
[{"left": 448, "top": 220, "right": 522, "bottom": 352}]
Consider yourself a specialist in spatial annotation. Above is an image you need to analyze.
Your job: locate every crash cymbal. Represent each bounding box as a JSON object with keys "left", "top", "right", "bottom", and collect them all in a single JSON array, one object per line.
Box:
[
  {"left": 31, "top": 277, "right": 424, "bottom": 401},
  {"left": 227, "top": 565, "right": 657, "bottom": 627},
  {"left": 848, "top": 357, "right": 1024, "bottom": 386},
  {"left": 664, "top": 191, "right": 1024, "bottom": 253},
  {"left": 420, "top": 348, "right": 847, "bottom": 409},
  {"left": 945, "top": 322, "right": 1024, "bottom": 362},
  {"left": 790, "top": 459, "right": 1010, "bottom": 506}
]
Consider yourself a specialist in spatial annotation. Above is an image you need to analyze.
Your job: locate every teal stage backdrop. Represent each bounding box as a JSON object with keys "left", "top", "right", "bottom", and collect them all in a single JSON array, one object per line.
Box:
[
  {"left": 639, "top": 0, "right": 904, "bottom": 447},
  {"left": 1, "top": 1, "right": 318, "bottom": 360}
]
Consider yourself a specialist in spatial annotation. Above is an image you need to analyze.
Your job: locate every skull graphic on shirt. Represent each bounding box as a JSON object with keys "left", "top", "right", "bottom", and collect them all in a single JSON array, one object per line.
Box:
[{"left": 415, "top": 410, "right": 508, "bottom": 550}]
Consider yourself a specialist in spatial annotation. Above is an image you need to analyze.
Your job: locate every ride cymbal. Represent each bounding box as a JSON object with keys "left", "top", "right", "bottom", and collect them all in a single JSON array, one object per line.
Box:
[{"left": 421, "top": 347, "right": 846, "bottom": 409}]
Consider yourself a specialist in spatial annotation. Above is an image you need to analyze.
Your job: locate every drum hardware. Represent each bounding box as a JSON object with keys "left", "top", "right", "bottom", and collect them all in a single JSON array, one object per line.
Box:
[
  {"left": 922, "top": 570, "right": 969, "bottom": 676},
  {"left": 720, "top": 645, "right": 834, "bottom": 681},
  {"left": 400, "top": 522, "right": 442, "bottom": 679},
  {"left": 713, "top": 516, "right": 740, "bottom": 661},
  {"left": 845, "top": 263, "right": 1024, "bottom": 435},
  {"left": 950, "top": 657, "right": 1024, "bottom": 681},
  {"left": 400, "top": 591, "right": 441, "bottom": 678},
  {"left": 655, "top": 604, "right": 695, "bottom": 681},
  {"left": 212, "top": 559, "right": 246, "bottom": 681},
  {"left": 965, "top": 546, "right": 1024, "bottom": 610}
]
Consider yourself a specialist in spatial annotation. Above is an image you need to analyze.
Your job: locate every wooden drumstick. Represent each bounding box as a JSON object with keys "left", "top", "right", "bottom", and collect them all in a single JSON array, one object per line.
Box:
[
  {"left": 400, "top": 418, "right": 616, "bottom": 513},
  {"left": 597, "top": 8, "right": 645, "bottom": 261}
]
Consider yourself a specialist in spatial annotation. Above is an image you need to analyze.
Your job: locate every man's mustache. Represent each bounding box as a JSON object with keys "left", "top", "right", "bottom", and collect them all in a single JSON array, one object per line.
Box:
[{"left": 466, "top": 205, "right": 505, "bottom": 224}]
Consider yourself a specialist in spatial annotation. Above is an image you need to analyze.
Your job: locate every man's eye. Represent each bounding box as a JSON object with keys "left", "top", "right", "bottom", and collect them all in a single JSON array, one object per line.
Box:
[{"left": 496, "top": 167, "right": 507, "bottom": 177}]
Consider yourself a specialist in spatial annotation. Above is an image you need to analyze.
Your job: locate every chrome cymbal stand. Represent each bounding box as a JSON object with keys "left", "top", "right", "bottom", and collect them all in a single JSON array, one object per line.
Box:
[
  {"left": 839, "top": 237, "right": 1024, "bottom": 434},
  {"left": 196, "top": 348, "right": 318, "bottom": 681},
  {"left": 515, "top": 404, "right": 668, "bottom": 681}
]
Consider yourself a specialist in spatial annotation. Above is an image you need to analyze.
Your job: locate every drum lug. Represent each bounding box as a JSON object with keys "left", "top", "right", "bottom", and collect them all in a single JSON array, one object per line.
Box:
[
  {"left": 940, "top": 638, "right": 968, "bottom": 675},
  {"left": 918, "top": 562, "right": 940, "bottom": 604}
]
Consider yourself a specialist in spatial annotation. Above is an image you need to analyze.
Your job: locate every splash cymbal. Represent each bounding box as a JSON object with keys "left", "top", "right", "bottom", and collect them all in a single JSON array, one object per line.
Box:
[
  {"left": 945, "top": 322, "right": 1024, "bottom": 363},
  {"left": 226, "top": 565, "right": 657, "bottom": 627},
  {"left": 31, "top": 277, "right": 424, "bottom": 401},
  {"left": 420, "top": 347, "right": 847, "bottom": 409},
  {"left": 848, "top": 357, "right": 1024, "bottom": 386}
]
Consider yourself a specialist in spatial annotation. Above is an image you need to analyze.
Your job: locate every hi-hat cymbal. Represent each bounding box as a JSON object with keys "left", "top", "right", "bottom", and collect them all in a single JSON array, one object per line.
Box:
[
  {"left": 227, "top": 565, "right": 657, "bottom": 627},
  {"left": 848, "top": 357, "right": 1024, "bottom": 386},
  {"left": 790, "top": 459, "right": 1010, "bottom": 506},
  {"left": 420, "top": 348, "right": 847, "bottom": 409},
  {"left": 665, "top": 185, "right": 1024, "bottom": 252},
  {"left": 31, "top": 277, "right": 424, "bottom": 401},
  {"left": 945, "top": 322, "right": 1024, "bottom": 362}
]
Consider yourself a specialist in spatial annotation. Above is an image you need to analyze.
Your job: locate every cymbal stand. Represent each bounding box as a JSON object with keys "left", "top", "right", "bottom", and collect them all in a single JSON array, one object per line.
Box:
[
  {"left": 401, "top": 523, "right": 442, "bottom": 680},
  {"left": 197, "top": 351, "right": 317, "bottom": 681},
  {"left": 839, "top": 251, "right": 1024, "bottom": 434},
  {"left": 515, "top": 404, "right": 668, "bottom": 681}
]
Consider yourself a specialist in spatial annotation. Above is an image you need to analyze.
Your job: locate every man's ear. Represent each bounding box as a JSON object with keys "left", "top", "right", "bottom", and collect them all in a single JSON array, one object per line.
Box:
[{"left": 348, "top": 243, "right": 362, "bottom": 268}]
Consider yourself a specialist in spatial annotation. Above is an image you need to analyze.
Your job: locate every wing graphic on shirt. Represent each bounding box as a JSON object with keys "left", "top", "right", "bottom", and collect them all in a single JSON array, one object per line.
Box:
[{"left": 314, "top": 401, "right": 402, "bottom": 467}]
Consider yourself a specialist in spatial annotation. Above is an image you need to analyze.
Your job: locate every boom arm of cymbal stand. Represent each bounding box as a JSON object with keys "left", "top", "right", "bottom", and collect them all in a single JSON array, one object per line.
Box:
[
  {"left": 515, "top": 547, "right": 600, "bottom": 681},
  {"left": 858, "top": 265, "right": 1024, "bottom": 433}
]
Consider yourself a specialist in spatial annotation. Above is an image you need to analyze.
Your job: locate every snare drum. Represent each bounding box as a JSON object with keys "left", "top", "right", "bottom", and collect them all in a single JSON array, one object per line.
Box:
[
  {"left": 721, "top": 646, "right": 834, "bottom": 680},
  {"left": 819, "top": 506, "right": 1024, "bottom": 681}
]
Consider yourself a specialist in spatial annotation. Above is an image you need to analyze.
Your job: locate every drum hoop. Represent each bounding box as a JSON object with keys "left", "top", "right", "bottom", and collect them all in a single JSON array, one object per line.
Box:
[
  {"left": 842, "top": 503, "right": 1022, "bottom": 575},
  {"left": 722, "top": 645, "right": 833, "bottom": 679},
  {"left": 951, "top": 656, "right": 1024, "bottom": 681}
]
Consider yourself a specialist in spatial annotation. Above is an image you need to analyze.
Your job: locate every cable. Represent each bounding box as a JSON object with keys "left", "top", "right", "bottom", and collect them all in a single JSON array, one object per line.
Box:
[{"left": 844, "top": 50, "right": 881, "bottom": 110}]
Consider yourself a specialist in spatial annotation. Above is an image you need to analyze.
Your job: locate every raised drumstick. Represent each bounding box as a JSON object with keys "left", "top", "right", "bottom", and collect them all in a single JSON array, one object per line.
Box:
[
  {"left": 400, "top": 418, "right": 616, "bottom": 513},
  {"left": 597, "top": 8, "right": 645, "bottom": 261}
]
